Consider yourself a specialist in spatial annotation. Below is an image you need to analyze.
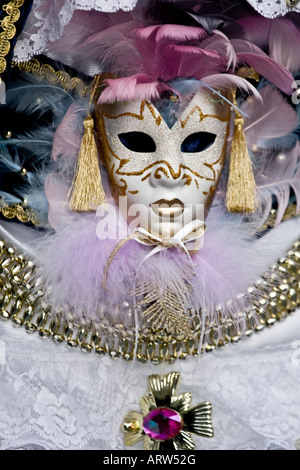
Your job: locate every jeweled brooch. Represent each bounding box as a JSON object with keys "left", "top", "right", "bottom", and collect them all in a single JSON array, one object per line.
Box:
[{"left": 121, "top": 372, "right": 214, "bottom": 450}]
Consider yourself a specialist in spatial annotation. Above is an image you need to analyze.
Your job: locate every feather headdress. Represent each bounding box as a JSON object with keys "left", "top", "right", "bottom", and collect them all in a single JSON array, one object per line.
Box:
[{"left": 47, "top": 7, "right": 295, "bottom": 104}]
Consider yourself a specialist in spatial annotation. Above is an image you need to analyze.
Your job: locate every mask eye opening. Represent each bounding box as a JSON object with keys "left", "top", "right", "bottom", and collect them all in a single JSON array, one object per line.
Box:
[
  {"left": 118, "top": 132, "right": 156, "bottom": 153},
  {"left": 181, "top": 132, "right": 216, "bottom": 153}
]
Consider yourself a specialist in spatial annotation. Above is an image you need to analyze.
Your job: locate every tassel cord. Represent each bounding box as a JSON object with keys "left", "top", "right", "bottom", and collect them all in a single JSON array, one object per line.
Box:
[
  {"left": 67, "top": 75, "right": 106, "bottom": 212},
  {"left": 225, "top": 88, "right": 258, "bottom": 213}
]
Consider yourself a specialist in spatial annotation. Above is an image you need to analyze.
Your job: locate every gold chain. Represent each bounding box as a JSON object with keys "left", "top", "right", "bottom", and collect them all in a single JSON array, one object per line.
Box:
[
  {"left": 0, "top": 0, "right": 24, "bottom": 74},
  {"left": 0, "top": 236, "right": 299, "bottom": 364}
]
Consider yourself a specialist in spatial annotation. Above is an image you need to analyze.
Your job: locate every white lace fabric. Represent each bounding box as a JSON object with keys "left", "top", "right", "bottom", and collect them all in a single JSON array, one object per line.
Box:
[
  {"left": 13, "top": 0, "right": 140, "bottom": 62},
  {"left": 1, "top": 311, "right": 300, "bottom": 450},
  {"left": 247, "top": 0, "right": 300, "bottom": 18}
]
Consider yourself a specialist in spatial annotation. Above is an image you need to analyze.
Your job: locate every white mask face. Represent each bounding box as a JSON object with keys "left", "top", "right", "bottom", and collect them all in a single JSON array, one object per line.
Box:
[{"left": 97, "top": 90, "right": 230, "bottom": 238}]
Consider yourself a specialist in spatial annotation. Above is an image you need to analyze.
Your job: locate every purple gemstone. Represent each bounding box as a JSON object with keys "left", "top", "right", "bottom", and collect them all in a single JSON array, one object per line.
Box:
[{"left": 143, "top": 407, "right": 183, "bottom": 441}]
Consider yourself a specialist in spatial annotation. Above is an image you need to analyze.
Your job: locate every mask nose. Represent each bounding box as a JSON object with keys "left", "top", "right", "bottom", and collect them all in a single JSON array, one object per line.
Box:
[{"left": 149, "top": 160, "right": 185, "bottom": 188}]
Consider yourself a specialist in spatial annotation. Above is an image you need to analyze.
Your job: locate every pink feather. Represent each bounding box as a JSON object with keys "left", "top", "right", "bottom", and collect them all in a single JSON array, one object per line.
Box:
[
  {"left": 205, "top": 30, "right": 237, "bottom": 70},
  {"left": 45, "top": 174, "right": 71, "bottom": 229},
  {"left": 165, "top": 44, "right": 219, "bottom": 57},
  {"left": 49, "top": 10, "right": 136, "bottom": 52},
  {"left": 236, "top": 52, "right": 294, "bottom": 95},
  {"left": 201, "top": 74, "right": 262, "bottom": 100},
  {"left": 256, "top": 143, "right": 300, "bottom": 226},
  {"left": 269, "top": 18, "right": 300, "bottom": 73},
  {"left": 52, "top": 103, "right": 85, "bottom": 161},
  {"left": 237, "top": 16, "right": 271, "bottom": 47},
  {"left": 98, "top": 75, "right": 163, "bottom": 103},
  {"left": 230, "top": 38, "right": 269, "bottom": 56},
  {"left": 157, "top": 45, "right": 221, "bottom": 81},
  {"left": 134, "top": 24, "right": 208, "bottom": 42},
  {"left": 241, "top": 85, "right": 298, "bottom": 147}
]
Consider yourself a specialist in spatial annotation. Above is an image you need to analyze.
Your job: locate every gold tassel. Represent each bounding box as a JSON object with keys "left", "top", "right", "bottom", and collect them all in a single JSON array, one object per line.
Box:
[
  {"left": 68, "top": 74, "right": 106, "bottom": 212},
  {"left": 225, "top": 89, "right": 257, "bottom": 213},
  {"left": 68, "top": 113, "right": 106, "bottom": 211}
]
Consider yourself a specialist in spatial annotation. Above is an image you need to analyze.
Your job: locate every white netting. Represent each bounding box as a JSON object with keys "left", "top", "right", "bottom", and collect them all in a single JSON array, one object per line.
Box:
[{"left": 247, "top": 0, "right": 300, "bottom": 18}]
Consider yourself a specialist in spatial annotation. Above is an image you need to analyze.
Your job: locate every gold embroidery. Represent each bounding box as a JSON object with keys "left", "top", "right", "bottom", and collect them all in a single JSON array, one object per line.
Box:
[
  {"left": 0, "top": 203, "right": 40, "bottom": 225},
  {"left": 154, "top": 166, "right": 170, "bottom": 179},
  {"left": 134, "top": 280, "right": 194, "bottom": 338},
  {"left": 99, "top": 100, "right": 230, "bottom": 184},
  {"left": 203, "top": 185, "right": 217, "bottom": 209},
  {"left": 182, "top": 174, "right": 192, "bottom": 186},
  {"left": 14, "top": 58, "right": 91, "bottom": 96},
  {"left": 0, "top": 0, "right": 24, "bottom": 74},
  {"left": 101, "top": 101, "right": 162, "bottom": 126},
  {"left": 180, "top": 105, "right": 231, "bottom": 129},
  {"left": 141, "top": 172, "right": 151, "bottom": 182}
]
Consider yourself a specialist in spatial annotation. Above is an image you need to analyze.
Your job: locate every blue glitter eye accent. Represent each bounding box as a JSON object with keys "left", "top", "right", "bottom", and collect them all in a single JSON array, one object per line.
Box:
[
  {"left": 181, "top": 132, "right": 216, "bottom": 153},
  {"left": 118, "top": 132, "right": 156, "bottom": 153}
]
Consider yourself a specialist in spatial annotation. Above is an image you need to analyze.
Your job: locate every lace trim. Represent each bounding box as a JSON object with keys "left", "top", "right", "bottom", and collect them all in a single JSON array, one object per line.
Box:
[
  {"left": 13, "top": 0, "right": 140, "bottom": 63},
  {"left": 0, "top": 0, "right": 25, "bottom": 74},
  {"left": 0, "top": 234, "right": 299, "bottom": 364},
  {"left": 247, "top": 0, "right": 300, "bottom": 18}
]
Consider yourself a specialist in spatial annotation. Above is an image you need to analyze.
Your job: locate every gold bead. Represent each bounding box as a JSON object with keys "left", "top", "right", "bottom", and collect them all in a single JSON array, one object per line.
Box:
[
  {"left": 169, "top": 94, "right": 178, "bottom": 102},
  {"left": 4, "top": 130, "right": 12, "bottom": 139},
  {"left": 123, "top": 419, "right": 141, "bottom": 435},
  {"left": 20, "top": 168, "right": 27, "bottom": 176}
]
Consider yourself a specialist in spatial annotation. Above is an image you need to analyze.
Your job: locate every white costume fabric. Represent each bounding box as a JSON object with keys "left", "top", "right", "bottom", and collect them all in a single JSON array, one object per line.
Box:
[
  {"left": 0, "top": 220, "right": 300, "bottom": 451},
  {"left": 1, "top": 298, "right": 300, "bottom": 450}
]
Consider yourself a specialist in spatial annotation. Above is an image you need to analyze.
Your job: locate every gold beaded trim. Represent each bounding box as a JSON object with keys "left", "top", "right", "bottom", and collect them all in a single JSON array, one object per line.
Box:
[
  {"left": 14, "top": 58, "right": 92, "bottom": 97},
  {"left": 262, "top": 203, "right": 299, "bottom": 230},
  {"left": 0, "top": 236, "right": 299, "bottom": 364},
  {"left": 0, "top": 0, "right": 24, "bottom": 75},
  {"left": 0, "top": 203, "right": 40, "bottom": 225}
]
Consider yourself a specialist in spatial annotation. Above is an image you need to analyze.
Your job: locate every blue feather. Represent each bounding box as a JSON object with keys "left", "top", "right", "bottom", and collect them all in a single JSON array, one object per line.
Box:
[
  {"left": 0, "top": 191, "right": 22, "bottom": 206},
  {"left": 0, "top": 71, "right": 85, "bottom": 226},
  {"left": 0, "top": 151, "right": 22, "bottom": 173}
]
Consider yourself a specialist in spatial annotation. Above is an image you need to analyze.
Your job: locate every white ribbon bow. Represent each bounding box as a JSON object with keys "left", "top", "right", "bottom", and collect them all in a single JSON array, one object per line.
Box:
[
  {"left": 131, "top": 219, "right": 206, "bottom": 268},
  {"left": 103, "top": 220, "right": 206, "bottom": 288}
]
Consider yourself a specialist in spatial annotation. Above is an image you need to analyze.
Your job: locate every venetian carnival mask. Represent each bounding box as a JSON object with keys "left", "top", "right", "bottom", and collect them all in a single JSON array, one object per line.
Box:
[{"left": 97, "top": 91, "right": 230, "bottom": 238}]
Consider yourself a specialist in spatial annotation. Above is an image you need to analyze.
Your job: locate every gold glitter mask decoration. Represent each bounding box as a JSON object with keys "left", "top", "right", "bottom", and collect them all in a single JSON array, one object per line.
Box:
[{"left": 97, "top": 90, "right": 230, "bottom": 238}]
